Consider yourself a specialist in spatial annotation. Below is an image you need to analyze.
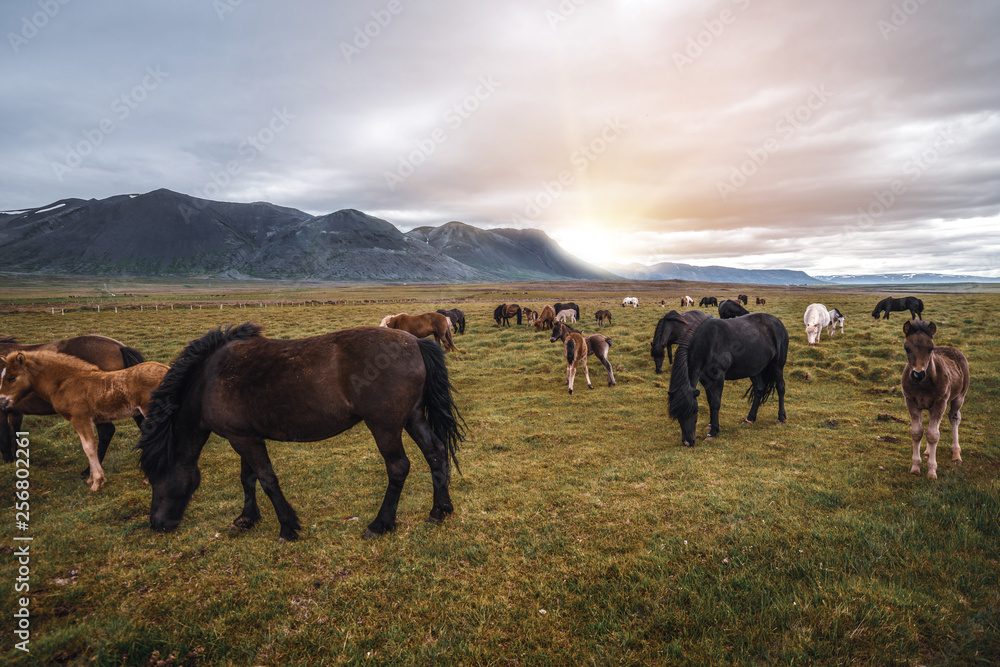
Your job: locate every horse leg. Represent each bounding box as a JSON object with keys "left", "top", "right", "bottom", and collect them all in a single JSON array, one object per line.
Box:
[
  {"left": 924, "top": 405, "right": 946, "bottom": 479},
  {"left": 404, "top": 408, "right": 454, "bottom": 523},
  {"left": 0, "top": 410, "right": 18, "bottom": 463},
  {"left": 598, "top": 349, "right": 616, "bottom": 387},
  {"left": 567, "top": 360, "right": 577, "bottom": 394},
  {"left": 705, "top": 378, "right": 724, "bottom": 439},
  {"left": 81, "top": 422, "right": 116, "bottom": 479},
  {"left": 233, "top": 456, "right": 262, "bottom": 530},
  {"left": 581, "top": 356, "right": 594, "bottom": 390},
  {"left": 906, "top": 403, "right": 925, "bottom": 476},
  {"left": 743, "top": 375, "right": 765, "bottom": 424},
  {"left": 364, "top": 423, "right": 411, "bottom": 537},
  {"left": 775, "top": 369, "right": 787, "bottom": 424},
  {"left": 227, "top": 436, "right": 301, "bottom": 541},
  {"left": 71, "top": 417, "right": 106, "bottom": 492},
  {"left": 948, "top": 395, "right": 964, "bottom": 464}
]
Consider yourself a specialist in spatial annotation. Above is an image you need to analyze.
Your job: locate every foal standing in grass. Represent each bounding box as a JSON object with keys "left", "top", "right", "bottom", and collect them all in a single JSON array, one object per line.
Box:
[
  {"left": 0, "top": 350, "right": 168, "bottom": 491},
  {"left": 900, "top": 320, "right": 969, "bottom": 479},
  {"left": 549, "top": 321, "right": 591, "bottom": 394}
]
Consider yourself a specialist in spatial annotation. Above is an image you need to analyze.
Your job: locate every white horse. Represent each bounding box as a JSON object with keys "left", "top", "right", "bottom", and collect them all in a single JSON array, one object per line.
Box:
[
  {"left": 554, "top": 309, "right": 577, "bottom": 323},
  {"left": 803, "top": 303, "right": 831, "bottom": 345},
  {"left": 681, "top": 296, "right": 694, "bottom": 307},
  {"left": 621, "top": 297, "right": 638, "bottom": 307},
  {"left": 828, "top": 308, "right": 845, "bottom": 336}
]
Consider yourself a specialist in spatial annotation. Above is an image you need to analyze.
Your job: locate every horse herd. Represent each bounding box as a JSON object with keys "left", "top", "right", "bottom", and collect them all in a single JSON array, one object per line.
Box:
[{"left": 0, "top": 292, "right": 967, "bottom": 541}]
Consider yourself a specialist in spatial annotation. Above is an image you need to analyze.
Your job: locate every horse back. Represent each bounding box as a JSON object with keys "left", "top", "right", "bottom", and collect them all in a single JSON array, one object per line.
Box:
[{"left": 933, "top": 346, "right": 970, "bottom": 397}]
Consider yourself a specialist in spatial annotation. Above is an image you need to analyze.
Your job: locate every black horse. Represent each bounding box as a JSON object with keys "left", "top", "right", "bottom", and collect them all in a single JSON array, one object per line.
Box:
[
  {"left": 718, "top": 299, "right": 749, "bottom": 319},
  {"left": 872, "top": 296, "right": 924, "bottom": 320},
  {"left": 698, "top": 296, "right": 718, "bottom": 307},
  {"left": 650, "top": 309, "right": 709, "bottom": 372},
  {"left": 668, "top": 314, "right": 788, "bottom": 446},
  {"left": 436, "top": 308, "right": 466, "bottom": 334},
  {"left": 553, "top": 302, "right": 580, "bottom": 321},
  {"left": 737, "top": 294, "right": 748, "bottom": 305},
  {"left": 138, "top": 323, "right": 464, "bottom": 541}
]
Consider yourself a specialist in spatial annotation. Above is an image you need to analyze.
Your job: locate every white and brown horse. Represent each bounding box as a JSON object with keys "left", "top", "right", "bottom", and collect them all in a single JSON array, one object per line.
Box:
[
  {"left": 549, "top": 321, "right": 591, "bottom": 394},
  {"left": 380, "top": 312, "right": 458, "bottom": 352},
  {"left": 900, "top": 320, "right": 969, "bottom": 479},
  {"left": 680, "top": 296, "right": 694, "bottom": 307}
]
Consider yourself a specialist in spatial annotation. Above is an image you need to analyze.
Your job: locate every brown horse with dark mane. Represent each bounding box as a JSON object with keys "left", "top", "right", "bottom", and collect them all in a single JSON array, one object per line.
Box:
[
  {"left": 0, "top": 350, "right": 168, "bottom": 491},
  {"left": 549, "top": 321, "right": 591, "bottom": 394},
  {"left": 551, "top": 321, "right": 616, "bottom": 388},
  {"left": 534, "top": 305, "right": 556, "bottom": 331},
  {"left": 380, "top": 312, "right": 458, "bottom": 352},
  {"left": 137, "top": 323, "right": 464, "bottom": 541},
  {"left": 900, "top": 320, "right": 969, "bottom": 479},
  {"left": 0, "top": 334, "right": 146, "bottom": 469},
  {"left": 595, "top": 310, "right": 612, "bottom": 327}
]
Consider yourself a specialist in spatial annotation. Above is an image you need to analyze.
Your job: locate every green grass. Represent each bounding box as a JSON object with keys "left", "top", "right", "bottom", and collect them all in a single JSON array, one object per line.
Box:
[{"left": 0, "top": 280, "right": 998, "bottom": 666}]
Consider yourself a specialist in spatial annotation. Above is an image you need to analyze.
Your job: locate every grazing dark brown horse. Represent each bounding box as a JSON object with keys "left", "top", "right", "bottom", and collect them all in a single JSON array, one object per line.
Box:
[
  {"left": 595, "top": 310, "right": 612, "bottom": 327},
  {"left": 651, "top": 309, "right": 710, "bottom": 372},
  {"left": 755, "top": 297, "right": 766, "bottom": 306},
  {"left": 436, "top": 308, "right": 465, "bottom": 334},
  {"left": 0, "top": 334, "right": 146, "bottom": 469},
  {"left": 493, "top": 304, "right": 522, "bottom": 327},
  {"left": 718, "top": 299, "right": 749, "bottom": 319},
  {"left": 549, "top": 321, "right": 591, "bottom": 394},
  {"left": 138, "top": 323, "right": 464, "bottom": 541},
  {"left": 737, "top": 294, "right": 748, "bottom": 305},
  {"left": 872, "top": 296, "right": 924, "bottom": 320},
  {"left": 381, "top": 312, "right": 458, "bottom": 352},
  {"left": 698, "top": 296, "right": 718, "bottom": 307},
  {"left": 0, "top": 351, "right": 168, "bottom": 491},
  {"left": 900, "top": 321, "right": 969, "bottom": 479},
  {"left": 668, "top": 314, "right": 788, "bottom": 446},
  {"left": 534, "top": 304, "right": 556, "bottom": 331}
]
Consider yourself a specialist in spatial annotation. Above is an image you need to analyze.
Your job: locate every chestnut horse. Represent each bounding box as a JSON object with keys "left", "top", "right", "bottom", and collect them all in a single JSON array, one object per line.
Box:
[
  {"left": 0, "top": 351, "right": 168, "bottom": 491},
  {"left": 137, "top": 323, "right": 464, "bottom": 541},
  {"left": 523, "top": 308, "right": 538, "bottom": 325},
  {"left": 380, "top": 312, "right": 457, "bottom": 352},
  {"left": 534, "top": 305, "right": 556, "bottom": 331},
  {"left": 0, "top": 334, "right": 146, "bottom": 470},
  {"left": 595, "top": 310, "right": 612, "bottom": 327},
  {"left": 549, "top": 321, "right": 591, "bottom": 394},
  {"left": 551, "top": 322, "right": 616, "bottom": 389},
  {"left": 900, "top": 320, "right": 969, "bottom": 479}
]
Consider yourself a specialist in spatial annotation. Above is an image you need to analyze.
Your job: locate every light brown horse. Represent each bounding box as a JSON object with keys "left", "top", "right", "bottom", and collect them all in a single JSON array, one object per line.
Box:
[
  {"left": 549, "top": 321, "right": 590, "bottom": 394},
  {"left": 0, "top": 334, "right": 146, "bottom": 470},
  {"left": 523, "top": 308, "right": 538, "bottom": 325},
  {"left": 551, "top": 322, "right": 616, "bottom": 388},
  {"left": 534, "top": 304, "right": 556, "bottom": 331},
  {"left": 595, "top": 310, "right": 612, "bottom": 327},
  {"left": 0, "top": 350, "right": 168, "bottom": 491},
  {"left": 380, "top": 312, "right": 458, "bottom": 352},
  {"left": 900, "top": 321, "right": 970, "bottom": 479}
]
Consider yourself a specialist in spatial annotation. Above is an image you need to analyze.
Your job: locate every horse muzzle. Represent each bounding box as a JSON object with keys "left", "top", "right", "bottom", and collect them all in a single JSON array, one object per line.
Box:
[
  {"left": 910, "top": 369, "right": 927, "bottom": 382},
  {"left": 0, "top": 395, "right": 13, "bottom": 410}
]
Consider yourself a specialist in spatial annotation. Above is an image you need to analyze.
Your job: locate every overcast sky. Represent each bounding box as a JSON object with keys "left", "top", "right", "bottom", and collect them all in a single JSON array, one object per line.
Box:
[{"left": 2, "top": 0, "right": 999, "bottom": 276}]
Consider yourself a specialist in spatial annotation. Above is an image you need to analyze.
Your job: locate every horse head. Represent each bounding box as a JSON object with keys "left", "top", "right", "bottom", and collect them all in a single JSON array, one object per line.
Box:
[
  {"left": 0, "top": 352, "right": 31, "bottom": 409},
  {"left": 902, "top": 320, "right": 937, "bottom": 383},
  {"left": 550, "top": 322, "right": 566, "bottom": 343}
]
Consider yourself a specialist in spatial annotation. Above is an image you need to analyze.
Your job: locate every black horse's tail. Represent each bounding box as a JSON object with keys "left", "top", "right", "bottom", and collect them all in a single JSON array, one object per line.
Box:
[
  {"left": 417, "top": 338, "right": 464, "bottom": 478},
  {"left": 119, "top": 344, "right": 146, "bottom": 368},
  {"left": 516, "top": 308, "right": 522, "bottom": 325},
  {"left": 138, "top": 322, "right": 263, "bottom": 480},
  {"left": 743, "top": 373, "right": 779, "bottom": 407},
  {"left": 566, "top": 337, "right": 577, "bottom": 364}
]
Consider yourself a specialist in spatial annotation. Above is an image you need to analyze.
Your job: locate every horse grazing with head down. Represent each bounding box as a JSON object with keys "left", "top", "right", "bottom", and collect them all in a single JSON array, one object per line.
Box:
[
  {"left": 380, "top": 312, "right": 457, "bottom": 352},
  {"left": 668, "top": 314, "right": 788, "bottom": 446},
  {"left": 534, "top": 305, "right": 556, "bottom": 331},
  {"left": 493, "top": 304, "right": 522, "bottom": 327},
  {"left": 523, "top": 308, "right": 537, "bottom": 325},
  {"left": 0, "top": 334, "right": 146, "bottom": 470},
  {"left": 551, "top": 321, "right": 616, "bottom": 389},
  {"left": 828, "top": 308, "right": 845, "bottom": 336},
  {"left": 555, "top": 309, "right": 577, "bottom": 324},
  {"left": 681, "top": 296, "right": 695, "bottom": 307},
  {"left": 872, "top": 296, "right": 924, "bottom": 320},
  {"left": 699, "top": 296, "right": 718, "bottom": 308},
  {"left": 137, "top": 323, "right": 464, "bottom": 541},
  {"left": 803, "top": 303, "right": 831, "bottom": 345},
  {"left": 650, "top": 309, "right": 709, "bottom": 372},
  {"left": 755, "top": 297, "right": 766, "bottom": 306},
  {"left": 553, "top": 302, "right": 580, "bottom": 321},
  {"left": 621, "top": 297, "right": 638, "bottom": 308},
  {"left": 436, "top": 308, "right": 465, "bottom": 334},
  {"left": 718, "top": 299, "right": 749, "bottom": 319},
  {"left": 900, "top": 320, "right": 969, "bottom": 479},
  {"left": 737, "top": 294, "right": 748, "bottom": 305},
  {"left": 0, "top": 350, "right": 168, "bottom": 491},
  {"left": 595, "top": 310, "right": 612, "bottom": 327}
]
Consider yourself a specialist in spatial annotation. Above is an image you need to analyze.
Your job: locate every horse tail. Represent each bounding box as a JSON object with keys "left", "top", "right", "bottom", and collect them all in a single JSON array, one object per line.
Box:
[
  {"left": 566, "top": 337, "right": 577, "bottom": 364},
  {"left": 444, "top": 326, "right": 456, "bottom": 352},
  {"left": 119, "top": 344, "right": 146, "bottom": 368},
  {"left": 138, "top": 322, "right": 263, "bottom": 481},
  {"left": 516, "top": 308, "right": 522, "bottom": 325},
  {"left": 417, "top": 338, "right": 464, "bottom": 478},
  {"left": 604, "top": 336, "right": 612, "bottom": 348}
]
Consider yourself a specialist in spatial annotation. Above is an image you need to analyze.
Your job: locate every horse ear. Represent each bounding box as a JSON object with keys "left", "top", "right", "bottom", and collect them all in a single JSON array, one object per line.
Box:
[
  {"left": 902, "top": 321, "right": 911, "bottom": 336},
  {"left": 927, "top": 321, "right": 936, "bottom": 336},
  {"left": 693, "top": 389, "right": 700, "bottom": 398},
  {"left": 15, "top": 352, "right": 26, "bottom": 367}
]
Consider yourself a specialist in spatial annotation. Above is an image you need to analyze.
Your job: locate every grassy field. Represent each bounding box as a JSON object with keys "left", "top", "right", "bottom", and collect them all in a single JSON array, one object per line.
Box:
[{"left": 0, "top": 279, "right": 997, "bottom": 666}]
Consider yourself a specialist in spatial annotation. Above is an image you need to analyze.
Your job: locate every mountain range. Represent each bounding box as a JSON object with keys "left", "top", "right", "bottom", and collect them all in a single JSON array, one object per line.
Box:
[{"left": 2, "top": 189, "right": 996, "bottom": 284}]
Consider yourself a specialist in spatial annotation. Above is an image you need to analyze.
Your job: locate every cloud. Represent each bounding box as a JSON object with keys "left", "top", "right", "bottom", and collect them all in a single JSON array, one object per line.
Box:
[{"left": 1, "top": 0, "right": 998, "bottom": 276}]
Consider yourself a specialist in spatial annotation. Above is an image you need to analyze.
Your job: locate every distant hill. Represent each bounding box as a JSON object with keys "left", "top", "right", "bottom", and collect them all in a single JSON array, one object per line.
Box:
[
  {"left": 608, "top": 261, "right": 822, "bottom": 286},
  {"left": 814, "top": 273, "right": 1000, "bottom": 284}
]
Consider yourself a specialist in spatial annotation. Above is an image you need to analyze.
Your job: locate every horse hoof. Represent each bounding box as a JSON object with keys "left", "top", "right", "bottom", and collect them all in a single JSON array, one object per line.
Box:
[
  {"left": 742, "top": 419, "right": 754, "bottom": 425},
  {"left": 362, "top": 528, "right": 380, "bottom": 539},
  {"left": 588, "top": 384, "right": 594, "bottom": 390},
  {"left": 568, "top": 389, "right": 573, "bottom": 395}
]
